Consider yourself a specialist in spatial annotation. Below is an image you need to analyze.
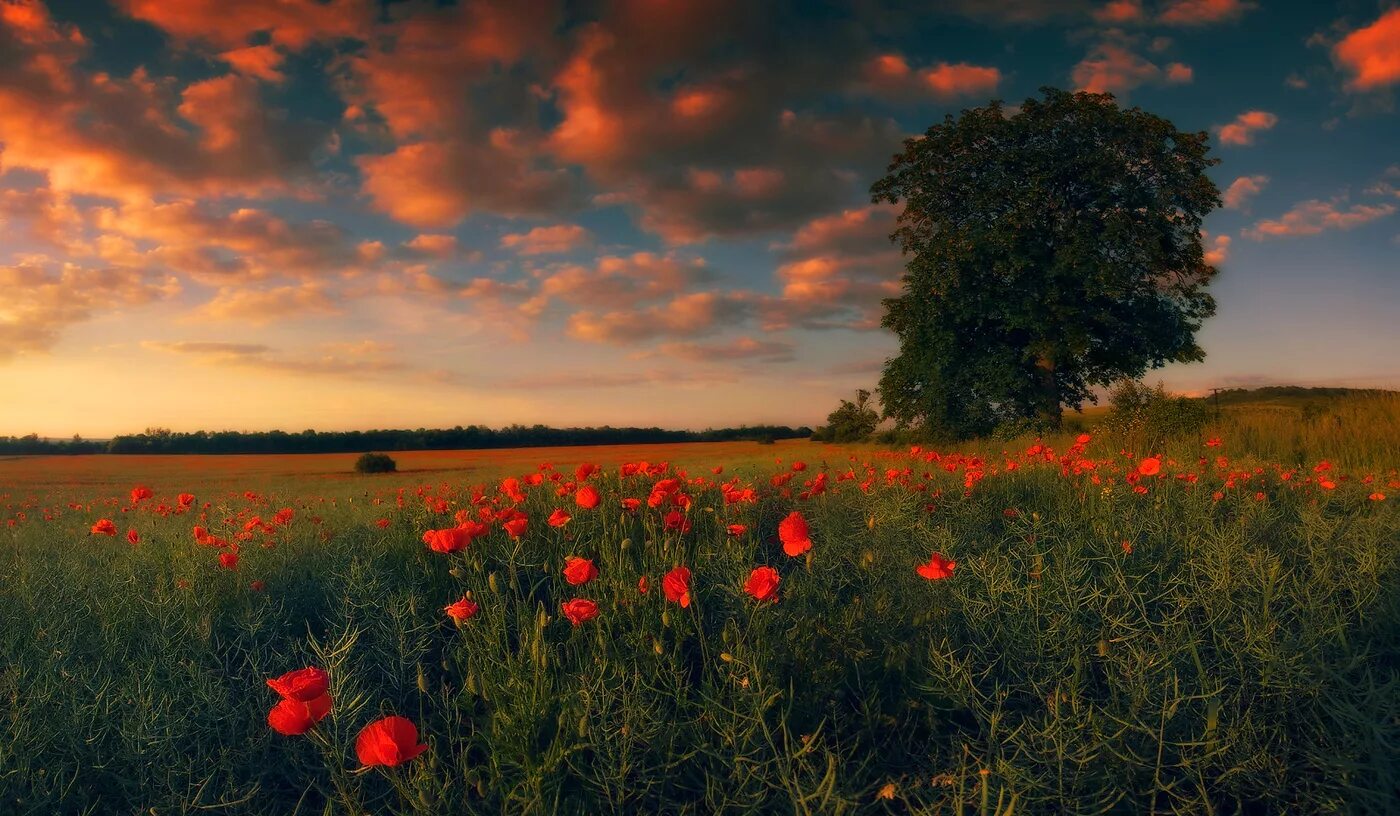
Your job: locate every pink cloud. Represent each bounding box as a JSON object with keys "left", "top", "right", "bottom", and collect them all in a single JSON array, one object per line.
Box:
[
  {"left": 1333, "top": 8, "right": 1400, "bottom": 91},
  {"left": 1072, "top": 43, "right": 1193, "bottom": 94},
  {"left": 1202, "top": 231, "right": 1230, "bottom": 265},
  {"left": 567, "top": 292, "right": 753, "bottom": 344},
  {"left": 500, "top": 224, "right": 592, "bottom": 256},
  {"left": 0, "top": 261, "right": 180, "bottom": 359},
  {"left": 1215, "top": 110, "right": 1277, "bottom": 146},
  {"left": 193, "top": 283, "right": 341, "bottom": 324},
  {"left": 861, "top": 54, "right": 1002, "bottom": 100},
  {"left": 112, "top": 0, "right": 368, "bottom": 49},
  {"left": 1244, "top": 199, "right": 1395, "bottom": 239},
  {"left": 219, "top": 46, "right": 287, "bottom": 83},
  {"left": 1092, "top": 1, "right": 1145, "bottom": 24},
  {"left": 1222, "top": 175, "right": 1269, "bottom": 210}
]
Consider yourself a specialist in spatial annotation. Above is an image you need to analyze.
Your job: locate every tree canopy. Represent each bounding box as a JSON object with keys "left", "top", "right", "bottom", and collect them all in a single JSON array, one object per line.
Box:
[{"left": 871, "top": 87, "right": 1221, "bottom": 438}]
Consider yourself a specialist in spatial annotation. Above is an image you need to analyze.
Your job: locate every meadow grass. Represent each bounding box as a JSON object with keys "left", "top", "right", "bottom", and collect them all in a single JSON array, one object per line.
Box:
[{"left": 1, "top": 399, "right": 1397, "bottom": 814}]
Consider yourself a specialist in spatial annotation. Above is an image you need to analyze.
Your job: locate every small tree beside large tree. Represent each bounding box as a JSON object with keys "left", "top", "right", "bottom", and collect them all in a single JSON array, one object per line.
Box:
[{"left": 871, "top": 87, "right": 1221, "bottom": 438}]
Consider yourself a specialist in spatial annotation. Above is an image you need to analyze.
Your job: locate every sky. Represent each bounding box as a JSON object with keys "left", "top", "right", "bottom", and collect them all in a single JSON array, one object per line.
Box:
[{"left": 1, "top": 0, "right": 1398, "bottom": 436}]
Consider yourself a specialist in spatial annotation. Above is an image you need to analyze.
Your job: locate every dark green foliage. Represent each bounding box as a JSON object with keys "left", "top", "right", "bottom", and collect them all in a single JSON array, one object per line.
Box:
[
  {"left": 872, "top": 87, "right": 1221, "bottom": 438},
  {"left": 354, "top": 452, "right": 397, "bottom": 473},
  {"left": 814, "top": 389, "right": 880, "bottom": 443}
]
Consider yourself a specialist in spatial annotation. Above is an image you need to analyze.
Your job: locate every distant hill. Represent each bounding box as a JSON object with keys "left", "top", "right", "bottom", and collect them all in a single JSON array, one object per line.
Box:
[{"left": 1202, "top": 386, "right": 1398, "bottom": 408}]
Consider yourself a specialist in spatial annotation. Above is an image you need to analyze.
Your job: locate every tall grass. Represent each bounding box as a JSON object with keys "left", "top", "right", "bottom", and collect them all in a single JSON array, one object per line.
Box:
[{"left": 0, "top": 424, "right": 1397, "bottom": 814}]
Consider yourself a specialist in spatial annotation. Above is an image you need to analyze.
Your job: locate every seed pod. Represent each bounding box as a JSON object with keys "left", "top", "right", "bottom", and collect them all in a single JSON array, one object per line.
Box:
[{"left": 488, "top": 572, "right": 499, "bottom": 594}]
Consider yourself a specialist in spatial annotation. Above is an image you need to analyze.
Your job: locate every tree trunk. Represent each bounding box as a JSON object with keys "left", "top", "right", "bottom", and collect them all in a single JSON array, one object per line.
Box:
[{"left": 1034, "top": 353, "right": 1062, "bottom": 431}]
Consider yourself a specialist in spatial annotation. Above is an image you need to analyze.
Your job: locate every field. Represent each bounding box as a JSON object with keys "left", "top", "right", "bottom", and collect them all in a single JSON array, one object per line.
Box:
[{"left": 2, "top": 394, "right": 1398, "bottom": 814}]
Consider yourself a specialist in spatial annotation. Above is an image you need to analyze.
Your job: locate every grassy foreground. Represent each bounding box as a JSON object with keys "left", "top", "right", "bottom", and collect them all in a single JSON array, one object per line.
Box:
[{"left": 1, "top": 406, "right": 1398, "bottom": 814}]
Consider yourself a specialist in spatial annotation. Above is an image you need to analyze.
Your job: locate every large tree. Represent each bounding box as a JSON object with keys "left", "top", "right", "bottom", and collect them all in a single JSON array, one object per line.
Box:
[{"left": 871, "top": 87, "right": 1221, "bottom": 437}]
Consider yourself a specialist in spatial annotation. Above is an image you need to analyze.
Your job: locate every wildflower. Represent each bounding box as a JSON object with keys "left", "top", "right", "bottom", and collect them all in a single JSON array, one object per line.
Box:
[
  {"left": 778, "top": 511, "right": 812, "bottom": 557},
  {"left": 562, "top": 556, "right": 599, "bottom": 586},
  {"left": 575, "top": 485, "right": 601, "bottom": 509},
  {"left": 1137, "top": 457, "right": 1162, "bottom": 477},
  {"left": 726, "top": 523, "right": 748, "bottom": 536},
  {"left": 638, "top": 576, "right": 650, "bottom": 594},
  {"left": 503, "top": 516, "right": 528, "bottom": 538},
  {"left": 268, "top": 694, "right": 332, "bottom": 736},
  {"left": 423, "top": 527, "right": 472, "bottom": 554},
  {"left": 548, "top": 509, "right": 572, "bottom": 527},
  {"left": 91, "top": 519, "right": 117, "bottom": 536},
  {"left": 662, "top": 567, "right": 692, "bottom": 608},
  {"left": 267, "top": 667, "right": 330, "bottom": 701},
  {"left": 355, "top": 716, "right": 428, "bottom": 767},
  {"left": 219, "top": 551, "right": 239, "bottom": 570},
  {"left": 916, "top": 552, "right": 956, "bottom": 580},
  {"left": 1370, "top": 492, "right": 1386, "bottom": 501},
  {"left": 561, "top": 598, "right": 600, "bottom": 626},
  {"left": 621, "top": 498, "right": 641, "bottom": 514},
  {"left": 250, "top": 580, "right": 265, "bottom": 592},
  {"left": 130, "top": 486, "right": 153, "bottom": 504},
  {"left": 126, "top": 529, "right": 140, "bottom": 545},
  {"left": 445, "top": 596, "right": 479, "bottom": 623},
  {"left": 744, "top": 566, "right": 780, "bottom": 602}
]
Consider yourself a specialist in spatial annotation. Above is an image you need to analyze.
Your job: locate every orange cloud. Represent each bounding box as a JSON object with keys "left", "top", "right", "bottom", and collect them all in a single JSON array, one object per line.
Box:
[
  {"left": 567, "top": 292, "right": 752, "bottom": 344},
  {"left": 193, "top": 283, "right": 341, "bottom": 324},
  {"left": 525, "top": 252, "right": 714, "bottom": 315},
  {"left": 1202, "top": 230, "right": 1230, "bottom": 265},
  {"left": 1073, "top": 43, "right": 1193, "bottom": 94},
  {"left": 500, "top": 225, "right": 592, "bottom": 256},
  {"left": 1092, "top": 1, "right": 1144, "bottom": 24},
  {"left": 657, "top": 337, "right": 795, "bottom": 363},
  {"left": 1244, "top": 199, "right": 1395, "bottom": 239},
  {"left": 219, "top": 46, "right": 287, "bottom": 83},
  {"left": 0, "top": 6, "right": 328, "bottom": 201},
  {"left": 1215, "top": 110, "right": 1277, "bottom": 146},
  {"left": 1157, "top": 0, "right": 1256, "bottom": 26},
  {"left": 112, "top": 0, "right": 368, "bottom": 49},
  {"left": 1333, "top": 8, "right": 1400, "bottom": 91},
  {"left": 0, "top": 262, "right": 180, "bottom": 360},
  {"left": 861, "top": 55, "right": 1002, "bottom": 100},
  {"left": 1222, "top": 175, "right": 1269, "bottom": 210}
]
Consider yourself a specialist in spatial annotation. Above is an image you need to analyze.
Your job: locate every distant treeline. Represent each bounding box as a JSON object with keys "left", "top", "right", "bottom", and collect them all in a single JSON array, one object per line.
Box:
[{"left": 0, "top": 424, "right": 813, "bottom": 456}]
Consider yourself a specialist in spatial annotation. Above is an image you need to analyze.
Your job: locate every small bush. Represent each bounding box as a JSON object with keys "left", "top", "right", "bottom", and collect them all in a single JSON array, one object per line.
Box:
[
  {"left": 354, "top": 452, "right": 397, "bottom": 473},
  {"left": 1105, "top": 380, "right": 1208, "bottom": 448}
]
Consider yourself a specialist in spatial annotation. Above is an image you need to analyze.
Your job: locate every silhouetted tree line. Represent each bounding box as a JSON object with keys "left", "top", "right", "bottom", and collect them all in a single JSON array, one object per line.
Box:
[{"left": 0, "top": 424, "right": 812, "bottom": 456}]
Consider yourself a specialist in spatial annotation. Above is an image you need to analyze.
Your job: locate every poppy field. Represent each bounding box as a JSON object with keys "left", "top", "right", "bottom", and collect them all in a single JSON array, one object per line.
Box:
[{"left": 2, "top": 410, "right": 1398, "bottom": 815}]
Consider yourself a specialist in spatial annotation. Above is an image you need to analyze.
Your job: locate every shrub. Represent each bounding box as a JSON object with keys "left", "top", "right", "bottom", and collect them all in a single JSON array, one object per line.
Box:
[
  {"left": 1104, "top": 380, "right": 1208, "bottom": 448},
  {"left": 354, "top": 452, "right": 397, "bottom": 473}
]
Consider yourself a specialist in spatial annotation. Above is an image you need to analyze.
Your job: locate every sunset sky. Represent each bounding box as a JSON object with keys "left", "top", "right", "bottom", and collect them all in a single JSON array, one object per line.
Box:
[{"left": 2, "top": 0, "right": 1398, "bottom": 436}]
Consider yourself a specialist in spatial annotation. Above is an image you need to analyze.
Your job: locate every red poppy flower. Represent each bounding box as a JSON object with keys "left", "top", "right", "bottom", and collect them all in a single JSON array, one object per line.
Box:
[
  {"left": 744, "top": 566, "right": 780, "bottom": 602},
  {"left": 503, "top": 517, "right": 528, "bottom": 538},
  {"left": 1371, "top": 492, "right": 1386, "bottom": 501},
  {"left": 637, "top": 575, "right": 650, "bottom": 594},
  {"left": 575, "top": 485, "right": 601, "bottom": 509},
  {"left": 575, "top": 463, "right": 598, "bottom": 481},
  {"left": 562, "top": 556, "right": 599, "bottom": 586},
  {"left": 267, "top": 693, "right": 332, "bottom": 736},
  {"left": 422, "top": 527, "right": 471, "bottom": 554},
  {"left": 662, "top": 566, "right": 691, "bottom": 608},
  {"left": 126, "top": 529, "right": 140, "bottom": 545},
  {"left": 561, "top": 598, "right": 599, "bottom": 626},
  {"left": 219, "top": 551, "right": 239, "bottom": 570},
  {"left": 621, "top": 497, "right": 641, "bottom": 514},
  {"left": 1137, "top": 457, "right": 1162, "bottom": 477},
  {"left": 548, "top": 509, "right": 572, "bottom": 527},
  {"left": 726, "top": 524, "right": 747, "bottom": 536},
  {"left": 662, "top": 509, "right": 690, "bottom": 533},
  {"left": 445, "top": 596, "right": 479, "bottom": 622},
  {"left": 916, "top": 552, "right": 956, "bottom": 580},
  {"left": 267, "top": 667, "right": 330, "bottom": 701},
  {"left": 91, "top": 519, "right": 117, "bottom": 536},
  {"left": 778, "top": 511, "right": 812, "bottom": 557},
  {"left": 177, "top": 493, "right": 196, "bottom": 508},
  {"left": 355, "top": 715, "right": 428, "bottom": 767},
  {"left": 250, "top": 580, "right": 265, "bottom": 592},
  {"left": 130, "top": 486, "right": 153, "bottom": 504}
]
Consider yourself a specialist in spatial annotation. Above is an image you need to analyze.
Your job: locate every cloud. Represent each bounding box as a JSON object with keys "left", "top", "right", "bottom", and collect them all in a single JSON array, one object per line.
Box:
[
  {"left": 1072, "top": 42, "right": 1194, "bottom": 94},
  {"left": 143, "top": 337, "right": 414, "bottom": 378},
  {"left": 1333, "top": 8, "right": 1400, "bottom": 91},
  {"left": 567, "top": 292, "right": 753, "bottom": 344},
  {"left": 112, "top": 0, "right": 369, "bottom": 49},
  {"left": 193, "top": 283, "right": 341, "bottom": 324},
  {"left": 1244, "top": 199, "right": 1396, "bottom": 239},
  {"left": 1222, "top": 175, "right": 1269, "bottom": 210},
  {"left": 1202, "top": 231, "right": 1230, "bottom": 265},
  {"left": 657, "top": 337, "right": 796, "bottom": 363},
  {"left": 1157, "top": 0, "right": 1256, "bottom": 26},
  {"left": 764, "top": 203, "right": 904, "bottom": 331},
  {"left": 524, "top": 252, "right": 716, "bottom": 315},
  {"left": 0, "top": 5, "right": 330, "bottom": 201},
  {"left": 1215, "top": 110, "right": 1277, "bottom": 146},
  {"left": 0, "top": 262, "right": 180, "bottom": 360},
  {"left": 1092, "top": 1, "right": 1145, "bottom": 24},
  {"left": 859, "top": 55, "right": 1003, "bottom": 100},
  {"left": 500, "top": 224, "right": 592, "bottom": 256}
]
